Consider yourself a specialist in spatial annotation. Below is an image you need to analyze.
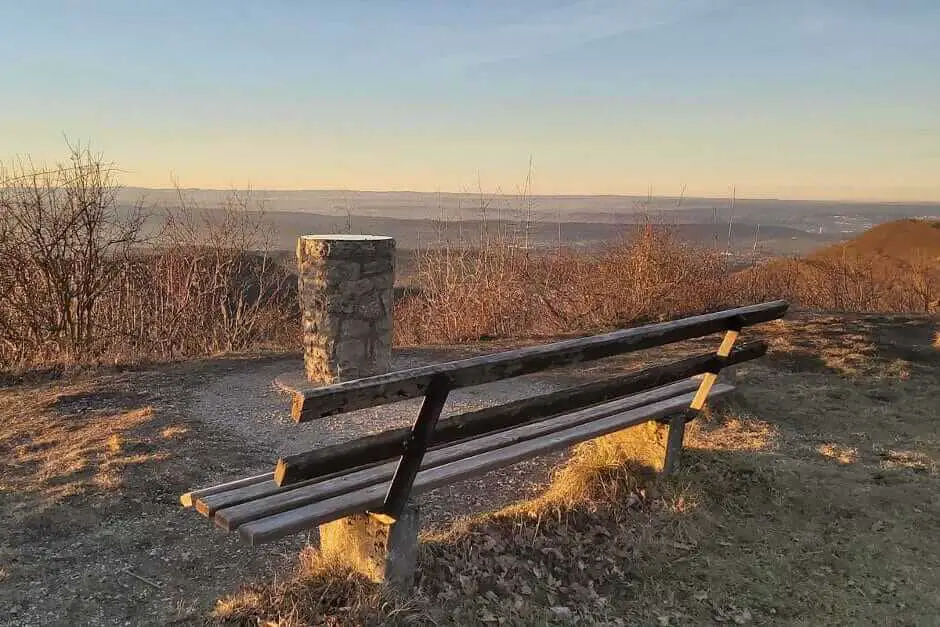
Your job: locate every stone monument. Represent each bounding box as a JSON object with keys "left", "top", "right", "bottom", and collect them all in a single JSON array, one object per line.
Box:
[{"left": 295, "top": 234, "right": 395, "bottom": 384}]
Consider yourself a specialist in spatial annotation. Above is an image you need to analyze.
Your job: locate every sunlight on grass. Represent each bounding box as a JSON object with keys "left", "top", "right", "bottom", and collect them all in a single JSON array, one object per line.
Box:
[
  {"left": 214, "top": 547, "right": 395, "bottom": 627},
  {"left": 534, "top": 420, "right": 668, "bottom": 509},
  {"left": 160, "top": 425, "right": 189, "bottom": 439},
  {"left": 818, "top": 443, "right": 859, "bottom": 465},
  {"left": 880, "top": 449, "right": 936, "bottom": 474},
  {"left": 1, "top": 382, "right": 170, "bottom": 499},
  {"left": 106, "top": 433, "right": 123, "bottom": 453},
  {"left": 687, "top": 413, "right": 778, "bottom": 453}
]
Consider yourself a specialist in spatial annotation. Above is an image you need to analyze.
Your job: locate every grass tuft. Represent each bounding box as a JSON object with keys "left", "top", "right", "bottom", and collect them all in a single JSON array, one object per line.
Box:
[{"left": 213, "top": 547, "right": 407, "bottom": 626}]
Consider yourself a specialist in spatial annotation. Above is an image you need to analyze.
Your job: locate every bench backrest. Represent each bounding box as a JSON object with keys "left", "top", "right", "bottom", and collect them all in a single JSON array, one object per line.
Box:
[
  {"left": 279, "top": 300, "right": 788, "bottom": 518},
  {"left": 290, "top": 300, "right": 787, "bottom": 421}
]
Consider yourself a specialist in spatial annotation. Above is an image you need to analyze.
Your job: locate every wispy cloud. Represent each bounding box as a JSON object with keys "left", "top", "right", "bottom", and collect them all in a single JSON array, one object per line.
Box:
[{"left": 429, "top": 0, "right": 737, "bottom": 71}]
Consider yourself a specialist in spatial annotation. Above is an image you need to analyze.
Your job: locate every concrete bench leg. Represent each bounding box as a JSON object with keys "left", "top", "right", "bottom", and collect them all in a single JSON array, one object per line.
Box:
[{"left": 318, "top": 502, "right": 419, "bottom": 594}]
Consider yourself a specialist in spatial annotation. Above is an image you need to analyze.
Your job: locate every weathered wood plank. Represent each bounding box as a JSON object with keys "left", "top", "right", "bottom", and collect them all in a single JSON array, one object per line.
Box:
[
  {"left": 291, "top": 300, "right": 787, "bottom": 422},
  {"left": 275, "top": 341, "right": 768, "bottom": 485},
  {"left": 239, "top": 385, "right": 734, "bottom": 545},
  {"left": 180, "top": 472, "right": 273, "bottom": 508},
  {"left": 195, "top": 461, "right": 389, "bottom": 517},
  {"left": 213, "top": 380, "right": 702, "bottom": 532},
  {"left": 690, "top": 329, "right": 740, "bottom": 410}
]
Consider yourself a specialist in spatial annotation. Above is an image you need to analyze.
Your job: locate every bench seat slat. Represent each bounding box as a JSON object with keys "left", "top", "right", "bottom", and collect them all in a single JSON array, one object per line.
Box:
[
  {"left": 180, "top": 472, "right": 273, "bottom": 508},
  {"left": 236, "top": 384, "right": 733, "bottom": 546},
  {"left": 211, "top": 379, "right": 701, "bottom": 531},
  {"left": 198, "top": 379, "right": 698, "bottom": 519}
]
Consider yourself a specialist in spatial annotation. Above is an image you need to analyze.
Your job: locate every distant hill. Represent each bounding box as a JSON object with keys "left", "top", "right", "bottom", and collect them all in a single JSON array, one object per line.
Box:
[
  {"left": 809, "top": 219, "right": 940, "bottom": 261},
  {"left": 137, "top": 206, "right": 834, "bottom": 256},
  {"left": 740, "top": 219, "right": 940, "bottom": 313},
  {"left": 120, "top": 188, "right": 940, "bottom": 240}
]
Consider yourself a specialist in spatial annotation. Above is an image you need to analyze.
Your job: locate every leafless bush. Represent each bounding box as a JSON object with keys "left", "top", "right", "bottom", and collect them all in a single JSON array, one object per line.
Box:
[
  {"left": 395, "top": 220, "right": 734, "bottom": 345},
  {"left": 0, "top": 145, "right": 144, "bottom": 365},
  {"left": 102, "top": 189, "right": 296, "bottom": 359},
  {"left": 739, "top": 245, "right": 940, "bottom": 314},
  {"left": 0, "top": 148, "right": 296, "bottom": 371},
  {"left": 397, "top": 208, "right": 938, "bottom": 346}
]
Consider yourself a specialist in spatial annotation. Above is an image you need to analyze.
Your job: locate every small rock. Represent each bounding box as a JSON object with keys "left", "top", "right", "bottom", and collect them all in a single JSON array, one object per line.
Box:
[
  {"left": 733, "top": 608, "right": 752, "bottom": 624},
  {"left": 550, "top": 606, "right": 573, "bottom": 619}
]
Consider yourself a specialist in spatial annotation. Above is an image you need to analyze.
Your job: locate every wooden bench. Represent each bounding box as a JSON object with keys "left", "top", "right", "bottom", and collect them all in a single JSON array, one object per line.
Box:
[{"left": 181, "top": 300, "right": 787, "bottom": 589}]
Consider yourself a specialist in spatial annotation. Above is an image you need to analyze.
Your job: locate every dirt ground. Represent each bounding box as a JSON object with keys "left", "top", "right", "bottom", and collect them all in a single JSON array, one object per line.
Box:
[
  {"left": 0, "top": 343, "right": 599, "bottom": 626},
  {"left": 1, "top": 313, "right": 938, "bottom": 625}
]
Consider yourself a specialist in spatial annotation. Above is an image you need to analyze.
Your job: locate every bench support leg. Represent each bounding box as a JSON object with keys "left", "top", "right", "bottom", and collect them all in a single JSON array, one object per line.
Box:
[
  {"left": 381, "top": 376, "right": 450, "bottom": 521},
  {"left": 664, "top": 324, "right": 741, "bottom": 475},
  {"left": 318, "top": 502, "right": 420, "bottom": 595},
  {"left": 662, "top": 415, "right": 687, "bottom": 475}
]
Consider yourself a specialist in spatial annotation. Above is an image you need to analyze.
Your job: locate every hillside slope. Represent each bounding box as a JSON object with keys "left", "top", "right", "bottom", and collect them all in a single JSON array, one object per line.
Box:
[
  {"left": 740, "top": 219, "right": 940, "bottom": 313},
  {"left": 811, "top": 218, "right": 940, "bottom": 261}
]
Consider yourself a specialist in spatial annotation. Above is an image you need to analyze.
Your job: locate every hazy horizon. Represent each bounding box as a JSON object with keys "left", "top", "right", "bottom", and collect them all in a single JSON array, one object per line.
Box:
[{"left": 120, "top": 186, "right": 940, "bottom": 211}]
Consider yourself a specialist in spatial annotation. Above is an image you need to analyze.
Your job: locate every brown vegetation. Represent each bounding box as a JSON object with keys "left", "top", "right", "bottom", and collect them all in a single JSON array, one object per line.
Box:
[
  {"left": 741, "top": 220, "right": 940, "bottom": 314},
  {"left": 0, "top": 147, "right": 295, "bottom": 371},
  {"left": 4, "top": 148, "right": 938, "bottom": 624},
  {"left": 395, "top": 223, "right": 734, "bottom": 345},
  {"left": 0, "top": 379, "right": 170, "bottom": 500},
  {"left": 3, "top": 147, "right": 936, "bottom": 371},
  {"left": 396, "top": 218, "right": 940, "bottom": 345}
]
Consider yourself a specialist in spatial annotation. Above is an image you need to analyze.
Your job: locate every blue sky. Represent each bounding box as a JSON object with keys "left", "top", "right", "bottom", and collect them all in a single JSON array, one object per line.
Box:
[{"left": 1, "top": 0, "right": 938, "bottom": 200}]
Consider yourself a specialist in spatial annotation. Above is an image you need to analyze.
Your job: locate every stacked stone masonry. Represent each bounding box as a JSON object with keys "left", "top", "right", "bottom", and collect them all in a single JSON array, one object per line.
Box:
[{"left": 297, "top": 235, "right": 395, "bottom": 384}]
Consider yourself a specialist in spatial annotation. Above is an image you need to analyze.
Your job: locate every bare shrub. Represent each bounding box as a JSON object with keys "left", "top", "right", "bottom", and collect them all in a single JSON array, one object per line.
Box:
[
  {"left": 0, "top": 145, "right": 144, "bottom": 365},
  {"left": 104, "top": 188, "right": 296, "bottom": 359},
  {"left": 395, "top": 221, "right": 733, "bottom": 345},
  {"left": 0, "top": 148, "right": 296, "bottom": 371},
  {"left": 740, "top": 244, "right": 940, "bottom": 314}
]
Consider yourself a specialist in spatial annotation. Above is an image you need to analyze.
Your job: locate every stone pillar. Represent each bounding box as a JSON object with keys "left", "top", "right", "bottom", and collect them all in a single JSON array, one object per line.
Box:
[{"left": 297, "top": 235, "right": 395, "bottom": 384}]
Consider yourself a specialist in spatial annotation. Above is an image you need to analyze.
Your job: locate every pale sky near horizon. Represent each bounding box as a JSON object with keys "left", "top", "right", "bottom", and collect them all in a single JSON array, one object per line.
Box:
[{"left": 1, "top": 1, "right": 938, "bottom": 201}]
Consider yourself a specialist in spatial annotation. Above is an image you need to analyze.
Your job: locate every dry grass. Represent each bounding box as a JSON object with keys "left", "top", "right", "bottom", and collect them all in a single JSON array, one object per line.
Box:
[
  {"left": 214, "top": 548, "right": 404, "bottom": 627},
  {"left": 532, "top": 421, "right": 669, "bottom": 510},
  {"left": 218, "top": 313, "right": 940, "bottom": 625},
  {"left": 818, "top": 443, "right": 859, "bottom": 465},
  {"left": 395, "top": 225, "right": 734, "bottom": 345},
  {"left": 0, "top": 379, "right": 169, "bottom": 499}
]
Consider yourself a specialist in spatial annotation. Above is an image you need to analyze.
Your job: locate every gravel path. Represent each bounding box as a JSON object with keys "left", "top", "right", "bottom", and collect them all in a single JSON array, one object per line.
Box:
[{"left": 184, "top": 348, "right": 564, "bottom": 458}]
